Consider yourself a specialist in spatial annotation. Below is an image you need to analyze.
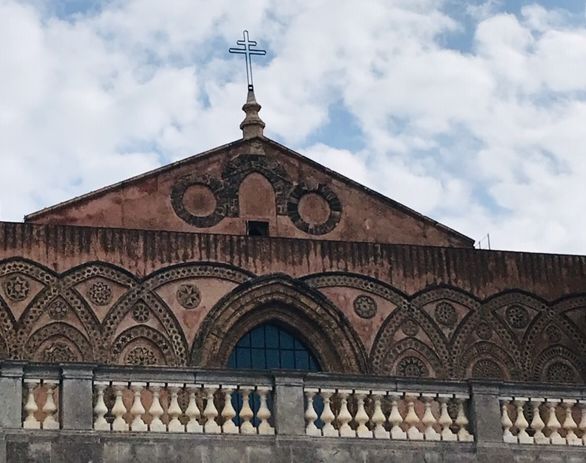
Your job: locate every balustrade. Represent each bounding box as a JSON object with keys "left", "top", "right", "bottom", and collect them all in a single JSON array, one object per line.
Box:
[
  {"left": 92, "top": 380, "right": 275, "bottom": 435},
  {"left": 499, "top": 396, "right": 586, "bottom": 446},
  {"left": 303, "top": 387, "right": 473, "bottom": 442},
  {"left": 22, "top": 378, "right": 60, "bottom": 430}
]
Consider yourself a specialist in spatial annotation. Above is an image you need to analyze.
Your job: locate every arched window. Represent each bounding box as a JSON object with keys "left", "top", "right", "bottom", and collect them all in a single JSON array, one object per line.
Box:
[{"left": 227, "top": 323, "right": 321, "bottom": 371}]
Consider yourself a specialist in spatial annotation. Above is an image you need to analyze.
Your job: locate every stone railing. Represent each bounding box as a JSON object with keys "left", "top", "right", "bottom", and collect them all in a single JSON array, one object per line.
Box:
[{"left": 0, "top": 361, "right": 585, "bottom": 451}]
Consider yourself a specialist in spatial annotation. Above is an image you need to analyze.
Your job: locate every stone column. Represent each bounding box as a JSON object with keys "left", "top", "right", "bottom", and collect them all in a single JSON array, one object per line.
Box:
[
  {"left": 0, "top": 362, "right": 25, "bottom": 428},
  {"left": 273, "top": 373, "right": 306, "bottom": 436},
  {"left": 61, "top": 364, "right": 95, "bottom": 430}
]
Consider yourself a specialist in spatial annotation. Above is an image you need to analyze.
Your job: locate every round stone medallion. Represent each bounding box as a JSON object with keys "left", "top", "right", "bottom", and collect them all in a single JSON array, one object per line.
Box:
[
  {"left": 182, "top": 184, "right": 217, "bottom": 217},
  {"left": 401, "top": 319, "right": 420, "bottom": 337},
  {"left": 87, "top": 281, "right": 112, "bottom": 306},
  {"left": 132, "top": 303, "right": 150, "bottom": 323},
  {"left": 3, "top": 275, "right": 30, "bottom": 301},
  {"left": 298, "top": 193, "right": 331, "bottom": 226},
  {"left": 475, "top": 322, "right": 492, "bottom": 340},
  {"left": 434, "top": 302, "right": 457, "bottom": 328},
  {"left": 397, "top": 356, "right": 428, "bottom": 378},
  {"left": 545, "top": 362, "right": 576, "bottom": 383},
  {"left": 353, "top": 295, "right": 377, "bottom": 319},
  {"left": 544, "top": 325, "right": 562, "bottom": 343},
  {"left": 471, "top": 359, "right": 504, "bottom": 379},
  {"left": 176, "top": 284, "right": 201, "bottom": 310},
  {"left": 171, "top": 174, "right": 225, "bottom": 228},
  {"left": 505, "top": 305, "right": 529, "bottom": 329},
  {"left": 287, "top": 183, "right": 342, "bottom": 235},
  {"left": 48, "top": 299, "right": 68, "bottom": 320},
  {"left": 126, "top": 346, "right": 158, "bottom": 366}
]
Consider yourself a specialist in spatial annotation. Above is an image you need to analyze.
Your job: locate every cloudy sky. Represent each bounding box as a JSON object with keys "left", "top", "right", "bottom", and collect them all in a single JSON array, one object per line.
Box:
[{"left": 1, "top": 0, "right": 586, "bottom": 254}]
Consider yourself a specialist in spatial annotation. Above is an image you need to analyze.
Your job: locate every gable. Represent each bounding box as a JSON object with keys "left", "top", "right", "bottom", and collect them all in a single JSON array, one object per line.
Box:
[{"left": 24, "top": 137, "right": 473, "bottom": 247}]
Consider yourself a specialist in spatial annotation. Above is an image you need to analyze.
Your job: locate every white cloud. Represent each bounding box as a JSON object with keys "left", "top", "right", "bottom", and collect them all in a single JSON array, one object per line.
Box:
[{"left": 1, "top": 0, "right": 586, "bottom": 255}]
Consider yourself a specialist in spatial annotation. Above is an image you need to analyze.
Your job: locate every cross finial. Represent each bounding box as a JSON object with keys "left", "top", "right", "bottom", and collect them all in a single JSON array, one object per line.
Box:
[{"left": 229, "top": 30, "right": 267, "bottom": 90}]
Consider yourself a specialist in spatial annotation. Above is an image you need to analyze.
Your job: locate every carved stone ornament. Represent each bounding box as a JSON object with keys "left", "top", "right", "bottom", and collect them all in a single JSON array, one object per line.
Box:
[
  {"left": 41, "top": 342, "right": 76, "bottom": 363},
  {"left": 287, "top": 183, "right": 342, "bottom": 235},
  {"left": 48, "top": 300, "right": 68, "bottom": 320},
  {"left": 3, "top": 275, "right": 30, "bottom": 301},
  {"left": 87, "top": 281, "right": 112, "bottom": 306},
  {"left": 353, "top": 295, "right": 377, "bottom": 319},
  {"left": 132, "top": 303, "right": 150, "bottom": 323},
  {"left": 505, "top": 305, "right": 529, "bottom": 329},
  {"left": 545, "top": 325, "right": 562, "bottom": 343},
  {"left": 434, "top": 302, "right": 457, "bottom": 328},
  {"left": 401, "top": 319, "right": 419, "bottom": 337},
  {"left": 471, "top": 358, "right": 504, "bottom": 379},
  {"left": 176, "top": 284, "right": 201, "bottom": 310},
  {"left": 126, "top": 346, "right": 158, "bottom": 366},
  {"left": 397, "top": 356, "right": 428, "bottom": 378},
  {"left": 170, "top": 174, "right": 225, "bottom": 228},
  {"left": 545, "top": 362, "right": 576, "bottom": 383},
  {"left": 475, "top": 322, "right": 493, "bottom": 340}
]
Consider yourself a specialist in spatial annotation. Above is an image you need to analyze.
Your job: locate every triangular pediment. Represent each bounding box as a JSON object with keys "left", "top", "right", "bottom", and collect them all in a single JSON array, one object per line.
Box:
[{"left": 25, "top": 137, "right": 473, "bottom": 247}]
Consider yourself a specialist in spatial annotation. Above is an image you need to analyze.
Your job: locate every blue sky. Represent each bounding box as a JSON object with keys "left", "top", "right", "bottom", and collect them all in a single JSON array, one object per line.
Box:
[{"left": 1, "top": 0, "right": 586, "bottom": 254}]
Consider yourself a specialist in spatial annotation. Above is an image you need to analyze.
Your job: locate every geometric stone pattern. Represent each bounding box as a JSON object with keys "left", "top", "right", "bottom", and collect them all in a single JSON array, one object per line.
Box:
[{"left": 0, "top": 258, "right": 584, "bottom": 385}]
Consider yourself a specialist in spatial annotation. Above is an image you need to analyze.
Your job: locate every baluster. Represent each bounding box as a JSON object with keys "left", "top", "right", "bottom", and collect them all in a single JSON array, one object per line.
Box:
[
  {"left": 562, "top": 399, "right": 580, "bottom": 446},
  {"left": 355, "top": 391, "right": 372, "bottom": 438},
  {"left": 203, "top": 385, "right": 220, "bottom": 433},
  {"left": 404, "top": 393, "right": 423, "bottom": 440},
  {"left": 421, "top": 393, "right": 440, "bottom": 441},
  {"left": 148, "top": 383, "right": 166, "bottom": 432},
  {"left": 129, "top": 382, "right": 147, "bottom": 432},
  {"left": 220, "top": 385, "right": 238, "bottom": 434},
  {"left": 371, "top": 391, "right": 389, "bottom": 439},
  {"left": 23, "top": 379, "right": 41, "bottom": 429},
  {"left": 455, "top": 395, "right": 473, "bottom": 442},
  {"left": 167, "top": 383, "right": 185, "bottom": 432},
  {"left": 185, "top": 385, "right": 203, "bottom": 433},
  {"left": 42, "top": 380, "right": 59, "bottom": 430},
  {"left": 320, "top": 389, "right": 338, "bottom": 437},
  {"left": 111, "top": 382, "right": 129, "bottom": 431},
  {"left": 304, "top": 388, "right": 320, "bottom": 436},
  {"left": 545, "top": 399, "right": 564, "bottom": 445},
  {"left": 500, "top": 398, "right": 516, "bottom": 443},
  {"left": 530, "top": 398, "right": 548, "bottom": 444},
  {"left": 579, "top": 401, "right": 586, "bottom": 446},
  {"left": 514, "top": 398, "right": 533, "bottom": 444},
  {"left": 337, "top": 389, "right": 355, "bottom": 437},
  {"left": 240, "top": 386, "right": 255, "bottom": 434},
  {"left": 93, "top": 381, "right": 110, "bottom": 431},
  {"left": 388, "top": 392, "right": 406, "bottom": 440},
  {"left": 437, "top": 394, "right": 457, "bottom": 442},
  {"left": 256, "top": 386, "right": 275, "bottom": 435}
]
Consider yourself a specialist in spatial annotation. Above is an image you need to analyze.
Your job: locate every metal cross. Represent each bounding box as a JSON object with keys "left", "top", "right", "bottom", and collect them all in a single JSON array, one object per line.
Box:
[{"left": 229, "top": 30, "right": 267, "bottom": 90}]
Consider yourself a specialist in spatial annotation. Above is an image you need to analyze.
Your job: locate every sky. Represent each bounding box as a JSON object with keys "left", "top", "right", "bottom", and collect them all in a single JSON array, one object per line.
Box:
[{"left": 1, "top": 0, "right": 586, "bottom": 254}]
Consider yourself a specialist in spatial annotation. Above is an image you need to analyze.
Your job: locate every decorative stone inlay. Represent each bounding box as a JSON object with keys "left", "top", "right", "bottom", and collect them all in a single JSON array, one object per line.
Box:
[
  {"left": 434, "top": 302, "right": 457, "bottom": 328},
  {"left": 176, "top": 284, "right": 201, "bottom": 309},
  {"left": 505, "top": 305, "right": 529, "bottom": 329},
  {"left": 41, "top": 342, "right": 76, "bottom": 363},
  {"left": 3, "top": 275, "right": 30, "bottom": 301},
  {"left": 545, "top": 325, "right": 562, "bottom": 343},
  {"left": 47, "top": 300, "right": 68, "bottom": 320},
  {"left": 171, "top": 174, "right": 226, "bottom": 228},
  {"left": 132, "top": 303, "right": 150, "bottom": 323},
  {"left": 471, "top": 359, "right": 504, "bottom": 379},
  {"left": 287, "top": 183, "right": 342, "bottom": 235},
  {"left": 545, "top": 362, "right": 576, "bottom": 383},
  {"left": 397, "top": 356, "right": 428, "bottom": 378},
  {"left": 353, "top": 295, "right": 377, "bottom": 319},
  {"left": 401, "top": 319, "right": 419, "bottom": 337},
  {"left": 475, "top": 322, "right": 492, "bottom": 340},
  {"left": 126, "top": 346, "right": 158, "bottom": 366},
  {"left": 87, "top": 281, "right": 112, "bottom": 306}
]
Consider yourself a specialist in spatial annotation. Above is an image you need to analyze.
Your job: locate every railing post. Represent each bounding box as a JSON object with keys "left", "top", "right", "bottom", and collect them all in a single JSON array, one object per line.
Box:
[
  {"left": 468, "top": 381, "right": 505, "bottom": 444},
  {"left": 273, "top": 373, "right": 306, "bottom": 436},
  {"left": 61, "top": 364, "right": 95, "bottom": 430},
  {"left": 0, "top": 362, "right": 25, "bottom": 428}
]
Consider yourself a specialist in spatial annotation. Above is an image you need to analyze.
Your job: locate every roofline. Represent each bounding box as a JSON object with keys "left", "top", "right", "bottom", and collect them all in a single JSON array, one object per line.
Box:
[{"left": 25, "top": 135, "right": 474, "bottom": 246}]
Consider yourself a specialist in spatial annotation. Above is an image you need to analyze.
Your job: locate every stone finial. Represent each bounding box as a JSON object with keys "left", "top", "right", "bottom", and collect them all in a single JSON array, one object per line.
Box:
[{"left": 240, "top": 87, "right": 265, "bottom": 139}]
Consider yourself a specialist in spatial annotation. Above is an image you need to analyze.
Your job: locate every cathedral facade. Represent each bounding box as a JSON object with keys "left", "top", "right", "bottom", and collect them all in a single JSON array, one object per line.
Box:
[{"left": 0, "top": 90, "right": 584, "bottom": 462}]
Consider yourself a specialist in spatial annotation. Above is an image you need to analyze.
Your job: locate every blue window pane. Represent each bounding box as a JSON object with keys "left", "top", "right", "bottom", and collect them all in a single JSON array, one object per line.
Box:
[
  {"left": 251, "top": 348, "right": 266, "bottom": 369},
  {"left": 265, "top": 325, "right": 279, "bottom": 348},
  {"left": 279, "top": 330, "right": 294, "bottom": 349},
  {"left": 295, "top": 351, "right": 309, "bottom": 370},
  {"left": 239, "top": 332, "right": 251, "bottom": 347},
  {"left": 294, "top": 338, "right": 305, "bottom": 349},
  {"left": 280, "top": 350, "right": 295, "bottom": 369},
  {"left": 236, "top": 347, "right": 251, "bottom": 368},
  {"left": 227, "top": 352, "right": 236, "bottom": 368},
  {"left": 266, "top": 349, "right": 280, "bottom": 369},
  {"left": 251, "top": 328, "right": 265, "bottom": 348}
]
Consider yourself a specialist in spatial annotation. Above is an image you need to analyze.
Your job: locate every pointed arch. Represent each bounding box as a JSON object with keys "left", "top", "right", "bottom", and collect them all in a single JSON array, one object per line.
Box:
[
  {"left": 112, "top": 325, "right": 178, "bottom": 366},
  {"left": 23, "top": 322, "right": 93, "bottom": 362},
  {"left": 191, "top": 274, "right": 368, "bottom": 373}
]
